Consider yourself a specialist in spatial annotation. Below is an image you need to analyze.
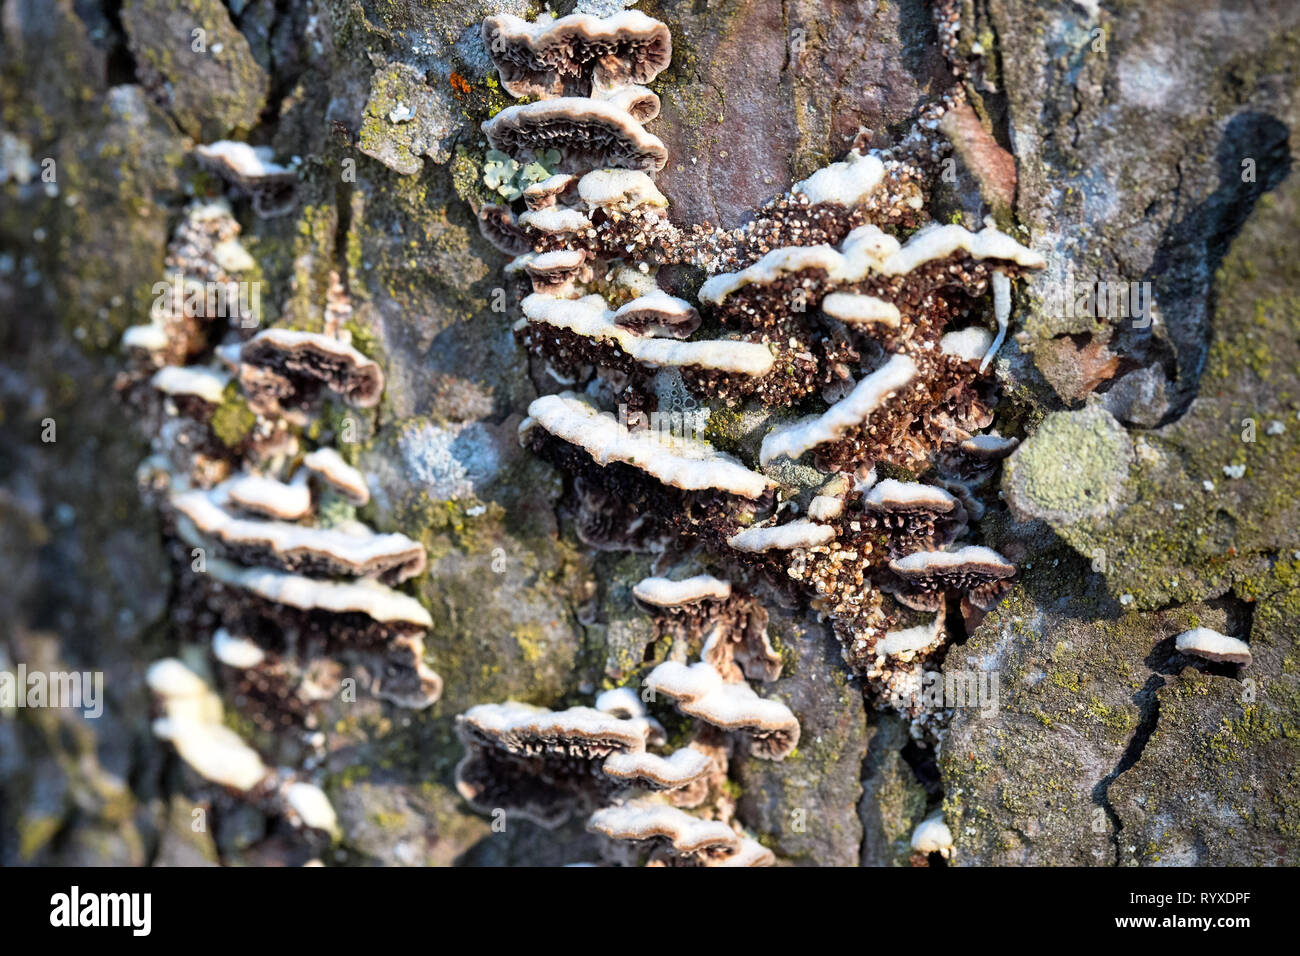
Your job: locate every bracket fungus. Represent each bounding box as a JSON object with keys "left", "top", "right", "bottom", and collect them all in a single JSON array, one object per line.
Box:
[
  {"left": 644, "top": 660, "right": 800, "bottom": 760},
  {"left": 522, "top": 172, "right": 579, "bottom": 210},
  {"left": 520, "top": 392, "right": 775, "bottom": 546},
  {"left": 477, "top": 203, "right": 534, "bottom": 256},
  {"left": 483, "top": 99, "right": 668, "bottom": 174},
  {"left": 633, "top": 575, "right": 781, "bottom": 683},
  {"left": 911, "top": 813, "right": 955, "bottom": 862},
  {"left": 193, "top": 140, "right": 297, "bottom": 218},
  {"left": 612, "top": 291, "right": 699, "bottom": 338},
  {"left": 240, "top": 329, "right": 384, "bottom": 409},
  {"left": 148, "top": 658, "right": 339, "bottom": 838},
  {"left": 888, "top": 545, "right": 1016, "bottom": 611},
  {"left": 587, "top": 802, "right": 769, "bottom": 867},
  {"left": 1174, "top": 628, "right": 1252, "bottom": 666},
  {"left": 454, "top": 701, "right": 653, "bottom": 828},
  {"left": 482, "top": 12, "right": 671, "bottom": 98},
  {"left": 225, "top": 473, "right": 313, "bottom": 521},
  {"left": 600, "top": 748, "right": 715, "bottom": 792},
  {"left": 301, "top": 447, "right": 370, "bottom": 506},
  {"left": 148, "top": 658, "right": 270, "bottom": 793},
  {"left": 117, "top": 179, "right": 445, "bottom": 836},
  {"left": 171, "top": 485, "right": 426, "bottom": 584},
  {"left": 453, "top": 2, "right": 1047, "bottom": 854}
]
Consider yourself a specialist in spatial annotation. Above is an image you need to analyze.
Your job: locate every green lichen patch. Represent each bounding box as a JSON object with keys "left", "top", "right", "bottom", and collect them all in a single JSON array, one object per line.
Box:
[{"left": 1003, "top": 403, "right": 1134, "bottom": 526}]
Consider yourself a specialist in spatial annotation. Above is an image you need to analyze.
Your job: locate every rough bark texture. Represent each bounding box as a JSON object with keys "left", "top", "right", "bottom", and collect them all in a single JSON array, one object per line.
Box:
[{"left": 1, "top": 0, "right": 1296, "bottom": 866}]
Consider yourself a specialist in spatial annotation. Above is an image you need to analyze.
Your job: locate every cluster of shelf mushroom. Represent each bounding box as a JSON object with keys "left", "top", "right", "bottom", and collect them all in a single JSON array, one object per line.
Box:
[
  {"left": 456, "top": 569, "right": 798, "bottom": 866},
  {"left": 460, "top": 3, "right": 1052, "bottom": 863},
  {"left": 118, "top": 196, "right": 439, "bottom": 849}
]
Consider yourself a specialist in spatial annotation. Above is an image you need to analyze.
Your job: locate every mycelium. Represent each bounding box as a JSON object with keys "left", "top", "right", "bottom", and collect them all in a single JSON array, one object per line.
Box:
[{"left": 462, "top": 3, "right": 1043, "bottom": 858}]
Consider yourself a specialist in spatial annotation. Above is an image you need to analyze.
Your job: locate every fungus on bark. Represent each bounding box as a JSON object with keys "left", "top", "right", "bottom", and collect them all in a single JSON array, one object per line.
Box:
[
  {"left": 888, "top": 545, "right": 1016, "bottom": 611},
  {"left": 586, "top": 802, "right": 766, "bottom": 866},
  {"left": 911, "top": 813, "right": 955, "bottom": 861},
  {"left": 240, "top": 329, "right": 383, "bottom": 409},
  {"left": 477, "top": 203, "right": 534, "bottom": 256},
  {"left": 612, "top": 291, "right": 699, "bottom": 338},
  {"left": 171, "top": 486, "right": 426, "bottom": 584},
  {"left": 454, "top": 701, "right": 652, "bottom": 828},
  {"left": 760, "top": 354, "right": 918, "bottom": 465},
  {"left": 601, "top": 748, "right": 714, "bottom": 791},
  {"left": 517, "top": 293, "right": 774, "bottom": 383},
  {"left": 147, "top": 658, "right": 270, "bottom": 792},
  {"left": 523, "top": 249, "right": 593, "bottom": 297},
  {"left": 481, "top": 12, "right": 672, "bottom": 98},
  {"left": 483, "top": 99, "right": 668, "bottom": 173},
  {"left": 224, "top": 473, "right": 312, "bottom": 520},
  {"left": 522, "top": 172, "right": 579, "bottom": 210},
  {"left": 302, "top": 448, "right": 369, "bottom": 506},
  {"left": 193, "top": 140, "right": 297, "bottom": 218},
  {"left": 644, "top": 660, "right": 799, "bottom": 759},
  {"left": 1174, "top": 628, "right": 1252, "bottom": 665},
  {"left": 151, "top": 365, "right": 231, "bottom": 408},
  {"left": 860, "top": 478, "right": 966, "bottom": 549},
  {"left": 578, "top": 168, "right": 668, "bottom": 214}
]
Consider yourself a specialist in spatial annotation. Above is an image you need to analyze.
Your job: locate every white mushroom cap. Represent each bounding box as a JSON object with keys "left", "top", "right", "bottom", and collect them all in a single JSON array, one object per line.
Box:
[
  {"left": 792, "top": 150, "right": 885, "bottom": 207},
  {"left": 525, "top": 392, "right": 775, "bottom": 500},
  {"left": 153, "top": 718, "right": 269, "bottom": 792},
  {"left": 211, "top": 628, "right": 266, "bottom": 669},
  {"left": 283, "top": 781, "right": 340, "bottom": 835},
  {"left": 877, "top": 613, "right": 945, "bottom": 657},
  {"left": 911, "top": 813, "right": 954, "bottom": 857},
  {"left": 578, "top": 168, "right": 668, "bottom": 211},
  {"left": 151, "top": 366, "right": 231, "bottom": 405},
  {"left": 821, "top": 292, "right": 902, "bottom": 329},
  {"left": 727, "top": 520, "right": 836, "bottom": 553},
  {"left": 863, "top": 479, "right": 958, "bottom": 513},
  {"left": 594, "top": 686, "right": 646, "bottom": 720},
  {"left": 601, "top": 748, "right": 713, "bottom": 789},
  {"left": 760, "top": 354, "right": 917, "bottom": 465},
  {"left": 587, "top": 802, "right": 739, "bottom": 856},
  {"left": 1174, "top": 628, "right": 1252, "bottom": 665},
  {"left": 632, "top": 574, "right": 732, "bottom": 607},
  {"left": 940, "top": 327, "right": 994, "bottom": 363}
]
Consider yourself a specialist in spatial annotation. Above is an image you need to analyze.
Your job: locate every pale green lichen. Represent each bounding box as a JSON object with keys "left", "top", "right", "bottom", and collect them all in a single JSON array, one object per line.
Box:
[
  {"left": 1003, "top": 403, "right": 1134, "bottom": 525},
  {"left": 482, "top": 148, "right": 560, "bottom": 201}
]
